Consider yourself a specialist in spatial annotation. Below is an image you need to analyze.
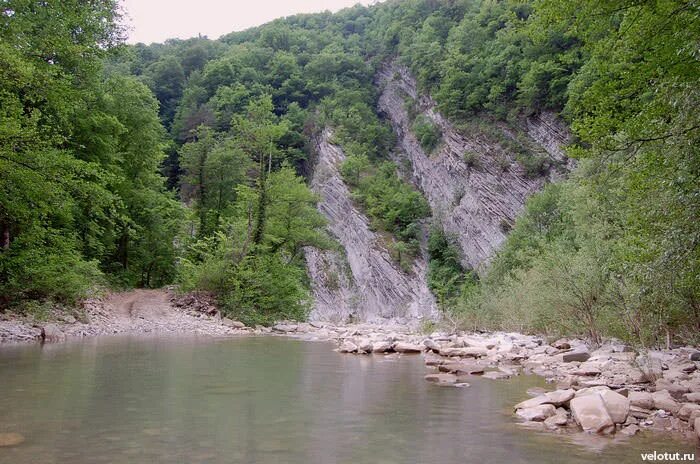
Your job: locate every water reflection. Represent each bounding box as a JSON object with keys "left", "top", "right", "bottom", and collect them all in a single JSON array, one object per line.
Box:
[{"left": 0, "top": 337, "right": 694, "bottom": 463}]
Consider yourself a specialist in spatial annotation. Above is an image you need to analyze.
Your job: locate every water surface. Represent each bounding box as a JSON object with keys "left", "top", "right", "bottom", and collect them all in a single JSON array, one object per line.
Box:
[{"left": 0, "top": 336, "right": 694, "bottom": 463}]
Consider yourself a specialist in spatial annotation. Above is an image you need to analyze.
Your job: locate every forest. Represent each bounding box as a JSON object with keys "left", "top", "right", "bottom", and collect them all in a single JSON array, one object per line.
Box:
[{"left": 1, "top": 0, "right": 698, "bottom": 346}]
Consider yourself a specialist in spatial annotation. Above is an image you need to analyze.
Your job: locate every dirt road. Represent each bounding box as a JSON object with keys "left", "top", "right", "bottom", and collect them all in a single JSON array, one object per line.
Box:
[{"left": 0, "top": 289, "right": 244, "bottom": 344}]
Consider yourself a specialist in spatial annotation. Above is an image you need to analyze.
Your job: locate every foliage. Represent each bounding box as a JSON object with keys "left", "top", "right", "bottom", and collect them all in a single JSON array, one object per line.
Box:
[{"left": 412, "top": 115, "right": 442, "bottom": 153}]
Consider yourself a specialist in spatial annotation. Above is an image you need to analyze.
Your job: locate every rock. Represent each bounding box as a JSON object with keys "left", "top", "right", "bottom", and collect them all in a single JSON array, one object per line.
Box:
[
  {"left": 575, "top": 362, "right": 602, "bottom": 376},
  {"left": 61, "top": 314, "right": 77, "bottom": 324},
  {"left": 629, "top": 391, "right": 655, "bottom": 410},
  {"left": 439, "top": 346, "right": 488, "bottom": 358},
  {"left": 424, "top": 373, "right": 457, "bottom": 384},
  {"left": 40, "top": 324, "right": 65, "bottom": 342},
  {"left": 695, "top": 417, "right": 700, "bottom": 440},
  {"left": 684, "top": 392, "right": 700, "bottom": 404},
  {"left": 438, "top": 362, "right": 484, "bottom": 375},
  {"left": 424, "top": 339, "right": 441, "bottom": 352},
  {"left": 570, "top": 394, "right": 615, "bottom": 434},
  {"left": 393, "top": 342, "right": 423, "bottom": 353},
  {"left": 0, "top": 432, "right": 24, "bottom": 447},
  {"left": 637, "top": 354, "right": 664, "bottom": 382},
  {"left": 371, "top": 340, "right": 393, "bottom": 353},
  {"left": 551, "top": 338, "right": 571, "bottom": 350},
  {"left": 545, "top": 389, "right": 575, "bottom": 407},
  {"left": 619, "top": 424, "right": 640, "bottom": 436},
  {"left": 575, "top": 386, "right": 611, "bottom": 397},
  {"left": 272, "top": 323, "right": 297, "bottom": 333},
  {"left": 516, "top": 404, "right": 556, "bottom": 422},
  {"left": 654, "top": 378, "right": 689, "bottom": 397},
  {"left": 677, "top": 403, "right": 700, "bottom": 420},
  {"left": 652, "top": 389, "right": 680, "bottom": 414},
  {"left": 514, "top": 395, "right": 549, "bottom": 410},
  {"left": 690, "top": 352, "right": 700, "bottom": 362},
  {"left": 598, "top": 389, "right": 630, "bottom": 424},
  {"left": 544, "top": 412, "right": 569, "bottom": 428},
  {"left": 356, "top": 338, "right": 373, "bottom": 353},
  {"left": 338, "top": 341, "right": 358, "bottom": 353},
  {"left": 482, "top": 371, "right": 511, "bottom": 380},
  {"left": 563, "top": 350, "right": 590, "bottom": 363},
  {"left": 629, "top": 405, "right": 652, "bottom": 419},
  {"left": 222, "top": 318, "right": 245, "bottom": 329}
]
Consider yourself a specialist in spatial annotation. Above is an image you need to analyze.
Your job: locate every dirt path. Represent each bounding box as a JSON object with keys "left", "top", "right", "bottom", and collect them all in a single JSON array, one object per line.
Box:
[{"left": 0, "top": 289, "right": 246, "bottom": 344}]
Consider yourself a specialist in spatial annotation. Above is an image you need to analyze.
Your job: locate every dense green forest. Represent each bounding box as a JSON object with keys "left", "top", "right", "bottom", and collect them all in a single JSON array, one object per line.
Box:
[{"left": 1, "top": 0, "right": 697, "bottom": 345}]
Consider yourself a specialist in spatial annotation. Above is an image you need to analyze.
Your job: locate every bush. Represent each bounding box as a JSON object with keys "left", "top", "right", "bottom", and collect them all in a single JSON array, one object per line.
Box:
[{"left": 412, "top": 115, "right": 442, "bottom": 153}]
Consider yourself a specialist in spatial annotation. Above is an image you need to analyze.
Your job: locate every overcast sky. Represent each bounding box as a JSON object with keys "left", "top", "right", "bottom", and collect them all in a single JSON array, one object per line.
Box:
[{"left": 121, "top": 0, "right": 377, "bottom": 44}]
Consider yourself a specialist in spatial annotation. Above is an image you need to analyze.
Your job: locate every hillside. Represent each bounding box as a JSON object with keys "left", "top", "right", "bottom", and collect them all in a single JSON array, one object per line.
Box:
[{"left": 1, "top": 0, "right": 698, "bottom": 347}]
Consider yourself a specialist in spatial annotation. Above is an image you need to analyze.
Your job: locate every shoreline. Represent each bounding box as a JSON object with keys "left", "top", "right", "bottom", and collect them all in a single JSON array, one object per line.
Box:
[{"left": 2, "top": 297, "right": 699, "bottom": 446}]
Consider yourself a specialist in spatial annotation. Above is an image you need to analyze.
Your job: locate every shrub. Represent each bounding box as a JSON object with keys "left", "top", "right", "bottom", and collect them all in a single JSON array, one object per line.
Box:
[{"left": 412, "top": 115, "right": 442, "bottom": 153}]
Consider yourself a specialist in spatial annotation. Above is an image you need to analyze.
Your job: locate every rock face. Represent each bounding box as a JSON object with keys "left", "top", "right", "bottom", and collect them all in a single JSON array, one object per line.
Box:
[
  {"left": 304, "top": 129, "right": 438, "bottom": 322},
  {"left": 376, "top": 62, "right": 569, "bottom": 273}
]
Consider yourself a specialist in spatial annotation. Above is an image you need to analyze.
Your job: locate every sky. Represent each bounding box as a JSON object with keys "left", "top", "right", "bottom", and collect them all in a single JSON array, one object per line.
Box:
[{"left": 121, "top": 0, "right": 377, "bottom": 44}]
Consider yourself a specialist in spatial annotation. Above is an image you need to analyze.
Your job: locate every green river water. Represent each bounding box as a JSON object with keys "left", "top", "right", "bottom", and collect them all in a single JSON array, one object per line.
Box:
[{"left": 0, "top": 336, "right": 695, "bottom": 463}]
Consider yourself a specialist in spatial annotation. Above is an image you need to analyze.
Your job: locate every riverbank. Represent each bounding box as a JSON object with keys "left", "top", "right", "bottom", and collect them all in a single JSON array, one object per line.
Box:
[
  {"left": 2, "top": 296, "right": 699, "bottom": 446},
  {"left": 271, "top": 321, "right": 700, "bottom": 445},
  {"left": 0, "top": 289, "right": 248, "bottom": 344}
]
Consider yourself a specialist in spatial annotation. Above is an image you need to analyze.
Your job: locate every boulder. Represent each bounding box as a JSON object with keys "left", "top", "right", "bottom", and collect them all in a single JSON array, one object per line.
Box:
[
  {"left": 598, "top": 389, "right": 630, "bottom": 424},
  {"left": 652, "top": 389, "right": 680, "bottom": 414},
  {"left": 272, "top": 323, "right": 297, "bottom": 333},
  {"left": 677, "top": 403, "right": 700, "bottom": 421},
  {"left": 222, "top": 318, "right": 245, "bottom": 329},
  {"left": 515, "top": 395, "right": 549, "bottom": 410},
  {"left": 482, "top": 371, "right": 511, "bottom": 380},
  {"left": 0, "top": 433, "right": 24, "bottom": 447},
  {"left": 575, "top": 386, "right": 611, "bottom": 397},
  {"left": 544, "top": 410, "right": 569, "bottom": 428},
  {"left": 563, "top": 350, "right": 591, "bottom": 363},
  {"left": 545, "top": 389, "right": 575, "bottom": 407},
  {"left": 356, "top": 338, "right": 373, "bottom": 353},
  {"left": 338, "top": 341, "right": 358, "bottom": 353},
  {"left": 684, "top": 392, "right": 700, "bottom": 404},
  {"left": 629, "top": 406, "right": 652, "bottom": 419},
  {"left": 424, "top": 339, "right": 441, "bottom": 352},
  {"left": 516, "top": 404, "right": 556, "bottom": 422},
  {"left": 551, "top": 338, "right": 571, "bottom": 350},
  {"left": 439, "top": 346, "right": 488, "bottom": 358},
  {"left": 371, "top": 341, "right": 393, "bottom": 353},
  {"left": 690, "top": 352, "right": 700, "bottom": 362},
  {"left": 570, "top": 394, "right": 615, "bottom": 434},
  {"left": 575, "top": 362, "right": 602, "bottom": 376},
  {"left": 655, "top": 378, "right": 689, "bottom": 397},
  {"left": 393, "top": 342, "right": 424, "bottom": 353},
  {"left": 637, "top": 355, "right": 664, "bottom": 382},
  {"left": 628, "top": 391, "right": 655, "bottom": 410},
  {"left": 619, "top": 424, "right": 640, "bottom": 436},
  {"left": 424, "top": 373, "right": 457, "bottom": 384},
  {"left": 438, "top": 362, "right": 484, "bottom": 375}
]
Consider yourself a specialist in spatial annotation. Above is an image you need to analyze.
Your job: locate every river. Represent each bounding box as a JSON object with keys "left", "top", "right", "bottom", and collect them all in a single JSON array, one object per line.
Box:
[{"left": 0, "top": 336, "right": 693, "bottom": 463}]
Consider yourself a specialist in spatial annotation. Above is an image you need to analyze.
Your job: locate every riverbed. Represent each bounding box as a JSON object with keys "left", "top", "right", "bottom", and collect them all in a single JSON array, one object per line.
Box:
[{"left": 0, "top": 336, "right": 694, "bottom": 463}]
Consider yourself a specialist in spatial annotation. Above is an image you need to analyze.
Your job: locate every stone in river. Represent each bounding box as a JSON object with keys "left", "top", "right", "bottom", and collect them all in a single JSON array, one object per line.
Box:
[
  {"left": 570, "top": 394, "right": 615, "bottom": 434},
  {"left": 424, "top": 373, "right": 457, "bottom": 384},
  {"left": 544, "top": 412, "right": 568, "bottom": 428},
  {"left": 371, "top": 340, "right": 393, "bottom": 353},
  {"left": 598, "top": 389, "right": 630, "bottom": 424},
  {"left": 516, "top": 404, "right": 556, "bottom": 422},
  {"left": 393, "top": 342, "right": 424, "bottom": 353},
  {"left": 338, "top": 341, "right": 358, "bottom": 353}
]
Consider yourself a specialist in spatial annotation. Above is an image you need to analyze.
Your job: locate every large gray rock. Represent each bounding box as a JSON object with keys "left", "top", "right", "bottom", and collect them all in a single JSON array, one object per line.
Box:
[
  {"left": 371, "top": 340, "right": 393, "bottom": 353},
  {"left": 424, "top": 373, "right": 457, "bottom": 384},
  {"left": 424, "top": 339, "right": 441, "bottom": 352},
  {"left": 222, "top": 318, "right": 245, "bottom": 329},
  {"left": 516, "top": 404, "right": 556, "bottom": 422},
  {"left": 570, "top": 395, "right": 615, "bottom": 434},
  {"left": 652, "top": 389, "right": 680, "bottom": 414},
  {"left": 690, "top": 352, "right": 700, "bottom": 362},
  {"left": 545, "top": 389, "right": 575, "bottom": 406},
  {"left": 393, "top": 342, "right": 424, "bottom": 353},
  {"left": 684, "top": 392, "right": 700, "bottom": 404},
  {"left": 438, "top": 362, "right": 485, "bottom": 375},
  {"left": 356, "top": 338, "right": 373, "bottom": 353},
  {"left": 439, "top": 346, "right": 488, "bottom": 358},
  {"left": 272, "top": 323, "right": 297, "bottom": 333},
  {"left": 563, "top": 350, "right": 590, "bottom": 363},
  {"left": 655, "top": 378, "right": 689, "bottom": 397},
  {"left": 338, "top": 341, "right": 358, "bottom": 353},
  {"left": 677, "top": 403, "right": 700, "bottom": 420},
  {"left": 544, "top": 411, "right": 569, "bottom": 428},
  {"left": 598, "top": 389, "right": 630, "bottom": 424},
  {"left": 629, "top": 391, "right": 655, "bottom": 410}
]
